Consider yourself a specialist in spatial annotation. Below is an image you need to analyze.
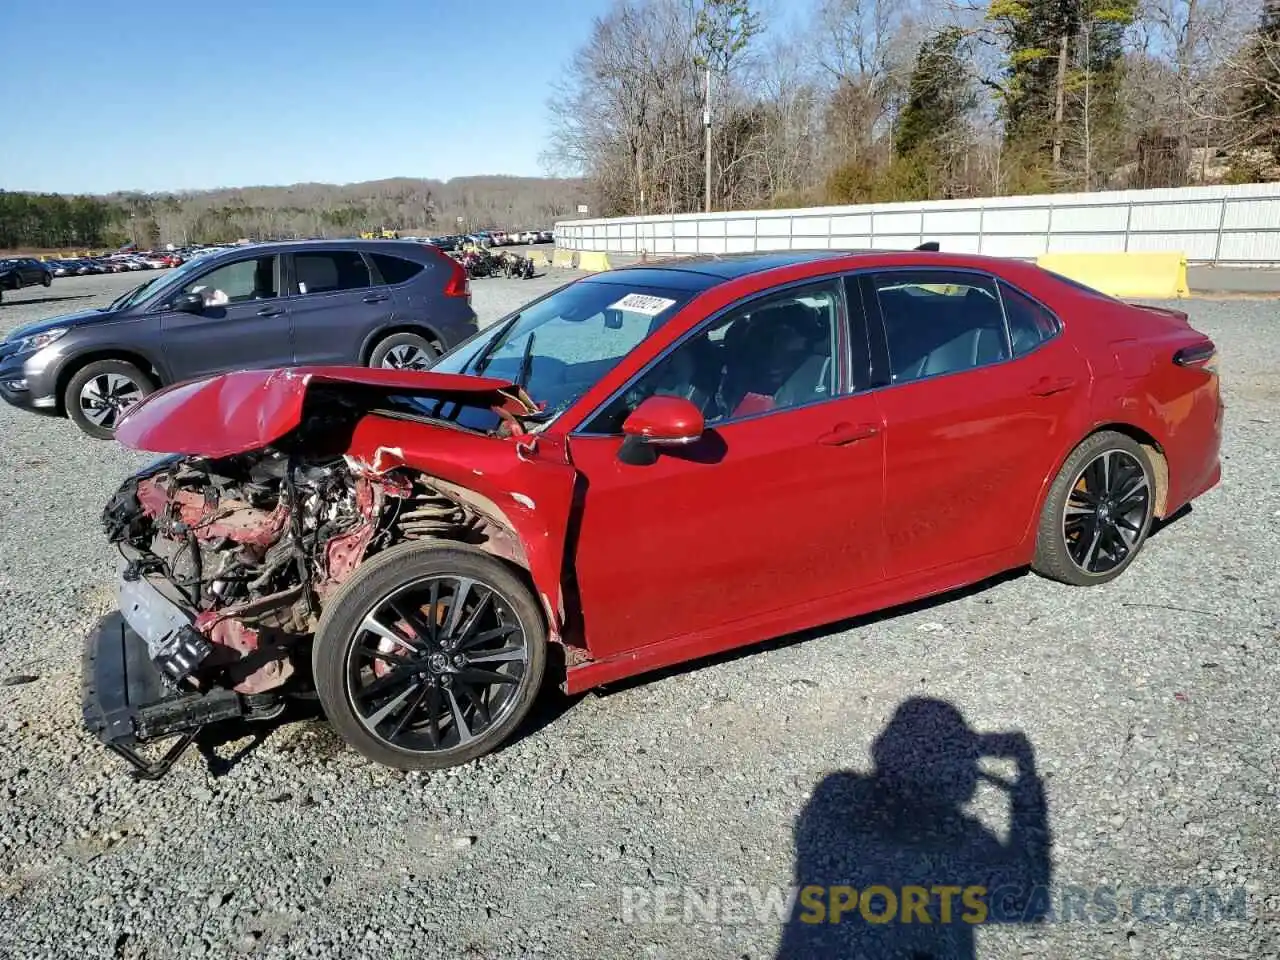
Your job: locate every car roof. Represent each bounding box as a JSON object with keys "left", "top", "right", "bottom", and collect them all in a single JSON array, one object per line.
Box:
[
  {"left": 598, "top": 248, "right": 1049, "bottom": 285},
  {"left": 192, "top": 238, "right": 439, "bottom": 261},
  {"left": 605, "top": 250, "right": 844, "bottom": 282}
]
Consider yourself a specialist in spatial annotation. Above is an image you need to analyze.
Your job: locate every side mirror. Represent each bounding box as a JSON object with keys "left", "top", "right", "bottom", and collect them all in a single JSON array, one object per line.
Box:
[
  {"left": 171, "top": 292, "right": 205, "bottom": 314},
  {"left": 619, "top": 395, "right": 704, "bottom": 464}
]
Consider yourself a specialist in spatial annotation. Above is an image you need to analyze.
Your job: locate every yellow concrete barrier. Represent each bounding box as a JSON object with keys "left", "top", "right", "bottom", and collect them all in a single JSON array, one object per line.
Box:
[
  {"left": 525, "top": 250, "right": 549, "bottom": 267},
  {"left": 1036, "top": 251, "right": 1189, "bottom": 299},
  {"left": 577, "top": 251, "right": 612, "bottom": 272},
  {"left": 551, "top": 248, "right": 576, "bottom": 268}
]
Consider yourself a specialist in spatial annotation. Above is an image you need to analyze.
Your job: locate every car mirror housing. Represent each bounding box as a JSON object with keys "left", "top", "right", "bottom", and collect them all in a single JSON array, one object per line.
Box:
[
  {"left": 171, "top": 293, "right": 205, "bottom": 314},
  {"left": 619, "top": 395, "right": 705, "bottom": 464}
]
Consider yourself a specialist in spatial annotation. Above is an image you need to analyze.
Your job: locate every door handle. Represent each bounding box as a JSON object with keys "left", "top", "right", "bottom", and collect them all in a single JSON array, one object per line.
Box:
[
  {"left": 1028, "top": 375, "right": 1077, "bottom": 397},
  {"left": 257, "top": 306, "right": 284, "bottom": 317},
  {"left": 817, "top": 422, "right": 880, "bottom": 446},
  {"left": 362, "top": 293, "right": 390, "bottom": 303}
]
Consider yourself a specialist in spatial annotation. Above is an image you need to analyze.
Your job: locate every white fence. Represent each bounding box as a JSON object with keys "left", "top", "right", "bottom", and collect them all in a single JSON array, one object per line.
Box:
[{"left": 553, "top": 182, "right": 1280, "bottom": 265}]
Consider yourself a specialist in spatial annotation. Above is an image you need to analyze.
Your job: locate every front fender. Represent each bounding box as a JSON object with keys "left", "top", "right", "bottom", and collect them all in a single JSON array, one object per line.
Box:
[{"left": 343, "top": 415, "right": 579, "bottom": 643}]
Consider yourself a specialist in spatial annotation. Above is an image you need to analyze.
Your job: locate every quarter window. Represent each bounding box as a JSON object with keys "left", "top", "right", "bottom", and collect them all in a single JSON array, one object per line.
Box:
[
  {"left": 585, "top": 282, "right": 840, "bottom": 434},
  {"left": 292, "top": 251, "right": 372, "bottom": 295},
  {"left": 182, "top": 256, "right": 279, "bottom": 306},
  {"left": 369, "top": 253, "right": 425, "bottom": 286},
  {"left": 872, "top": 271, "right": 1008, "bottom": 383},
  {"left": 1000, "top": 282, "right": 1060, "bottom": 357}
]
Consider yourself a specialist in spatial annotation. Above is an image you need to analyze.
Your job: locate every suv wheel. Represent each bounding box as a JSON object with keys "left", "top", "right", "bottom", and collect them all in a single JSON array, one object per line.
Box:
[
  {"left": 369, "top": 331, "right": 440, "bottom": 371},
  {"left": 64, "top": 359, "right": 157, "bottom": 440}
]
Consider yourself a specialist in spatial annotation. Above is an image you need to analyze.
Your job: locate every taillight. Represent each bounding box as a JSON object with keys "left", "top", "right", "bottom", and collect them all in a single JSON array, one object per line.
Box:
[
  {"left": 1173, "top": 340, "right": 1218, "bottom": 375},
  {"left": 424, "top": 243, "right": 470, "bottom": 298}
]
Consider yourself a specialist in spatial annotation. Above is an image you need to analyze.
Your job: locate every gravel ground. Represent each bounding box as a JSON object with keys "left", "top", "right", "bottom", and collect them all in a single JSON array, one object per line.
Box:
[{"left": 0, "top": 272, "right": 1276, "bottom": 960}]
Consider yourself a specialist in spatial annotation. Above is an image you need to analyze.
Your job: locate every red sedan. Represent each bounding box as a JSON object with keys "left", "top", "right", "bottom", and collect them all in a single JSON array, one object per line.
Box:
[{"left": 85, "top": 249, "right": 1222, "bottom": 777}]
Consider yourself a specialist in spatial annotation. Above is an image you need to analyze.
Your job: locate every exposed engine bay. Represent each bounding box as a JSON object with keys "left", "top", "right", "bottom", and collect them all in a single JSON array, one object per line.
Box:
[
  {"left": 81, "top": 369, "right": 571, "bottom": 779},
  {"left": 101, "top": 447, "right": 486, "bottom": 700}
]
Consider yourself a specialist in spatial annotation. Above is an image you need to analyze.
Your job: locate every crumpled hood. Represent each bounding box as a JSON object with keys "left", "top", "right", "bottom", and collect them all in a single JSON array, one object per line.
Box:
[
  {"left": 3, "top": 308, "right": 119, "bottom": 343},
  {"left": 114, "top": 366, "right": 524, "bottom": 458}
]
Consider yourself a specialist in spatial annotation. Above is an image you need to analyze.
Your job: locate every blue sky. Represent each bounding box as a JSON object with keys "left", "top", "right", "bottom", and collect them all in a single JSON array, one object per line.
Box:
[{"left": 0, "top": 0, "right": 617, "bottom": 194}]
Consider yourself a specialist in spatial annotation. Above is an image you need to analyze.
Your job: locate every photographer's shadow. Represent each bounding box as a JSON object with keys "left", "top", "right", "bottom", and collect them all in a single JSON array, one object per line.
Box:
[{"left": 777, "top": 698, "right": 1053, "bottom": 960}]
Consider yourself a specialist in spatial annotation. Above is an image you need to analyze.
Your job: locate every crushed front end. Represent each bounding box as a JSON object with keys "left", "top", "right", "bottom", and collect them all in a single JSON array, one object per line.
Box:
[
  {"left": 80, "top": 366, "right": 577, "bottom": 778},
  {"left": 83, "top": 451, "right": 452, "bottom": 776}
]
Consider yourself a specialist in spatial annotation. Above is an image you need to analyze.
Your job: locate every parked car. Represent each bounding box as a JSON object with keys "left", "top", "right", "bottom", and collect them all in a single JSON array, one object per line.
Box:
[
  {"left": 76, "top": 248, "right": 1223, "bottom": 779},
  {"left": 537, "top": 229, "right": 554, "bottom": 243},
  {"left": 0, "top": 258, "right": 54, "bottom": 302},
  {"left": 0, "top": 239, "right": 476, "bottom": 439}
]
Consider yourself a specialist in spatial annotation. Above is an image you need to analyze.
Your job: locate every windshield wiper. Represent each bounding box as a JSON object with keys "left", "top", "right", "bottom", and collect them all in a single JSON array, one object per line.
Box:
[
  {"left": 470, "top": 312, "right": 521, "bottom": 376},
  {"left": 514, "top": 330, "right": 536, "bottom": 392}
]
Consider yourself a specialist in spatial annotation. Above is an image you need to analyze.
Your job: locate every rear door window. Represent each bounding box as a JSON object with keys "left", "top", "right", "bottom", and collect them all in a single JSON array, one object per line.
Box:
[
  {"left": 999, "top": 282, "right": 1061, "bottom": 357},
  {"left": 292, "top": 251, "right": 372, "bottom": 295},
  {"left": 369, "top": 253, "right": 425, "bottom": 286},
  {"left": 871, "top": 271, "right": 1009, "bottom": 384}
]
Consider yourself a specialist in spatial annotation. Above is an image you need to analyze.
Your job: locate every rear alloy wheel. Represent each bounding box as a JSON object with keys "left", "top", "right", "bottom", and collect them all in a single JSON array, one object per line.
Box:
[
  {"left": 1032, "top": 430, "right": 1156, "bottom": 586},
  {"left": 313, "top": 543, "right": 546, "bottom": 770},
  {"left": 41, "top": 273, "right": 52, "bottom": 287},
  {"left": 64, "top": 359, "right": 157, "bottom": 440},
  {"left": 369, "top": 331, "right": 440, "bottom": 371}
]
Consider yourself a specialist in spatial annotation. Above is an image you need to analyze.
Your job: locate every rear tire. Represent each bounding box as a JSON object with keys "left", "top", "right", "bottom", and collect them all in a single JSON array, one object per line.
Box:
[
  {"left": 312, "top": 542, "right": 547, "bottom": 771},
  {"left": 1031, "top": 430, "right": 1156, "bottom": 586},
  {"left": 368, "top": 331, "right": 440, "bottom": 371},
  {"left": 41, "top": 273, "right": 52, "bottom": 287},
  {"left": 64, "top": 359, "right": 156, "bottom": 440}
]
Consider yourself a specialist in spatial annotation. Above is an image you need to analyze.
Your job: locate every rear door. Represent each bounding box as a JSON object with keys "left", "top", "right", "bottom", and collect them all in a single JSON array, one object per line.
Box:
[
  {"left": 285, "top": 249, "right": 395, "bottom": 365},
  {"left": 157, "top": 253, "right": 293, "bottom": 380},
  {"left": 862, "top": 268, "right": 1090, "bottom": 580}
]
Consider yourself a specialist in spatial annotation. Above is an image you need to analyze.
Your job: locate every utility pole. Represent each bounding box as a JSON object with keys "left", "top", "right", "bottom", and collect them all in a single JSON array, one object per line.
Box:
[{"left": 704, "top": 66, "right": 713, "bottom": 214}]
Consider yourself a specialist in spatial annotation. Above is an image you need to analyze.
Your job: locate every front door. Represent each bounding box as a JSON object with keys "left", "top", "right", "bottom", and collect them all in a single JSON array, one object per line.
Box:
[
  {"left": 567, "top": 279, "right": 887, "bottom": 661},
  {"left": 158, "top": 253, "right": 293, "bottom": 380}
]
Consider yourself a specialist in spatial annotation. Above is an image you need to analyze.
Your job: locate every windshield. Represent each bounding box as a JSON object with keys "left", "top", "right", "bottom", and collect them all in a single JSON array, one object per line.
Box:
[
  {"left": 412, "top": 278, "right": 697, "bottom": 431},
  {"left": 107, "top": 257, "right": 209, "bottom": 311}
]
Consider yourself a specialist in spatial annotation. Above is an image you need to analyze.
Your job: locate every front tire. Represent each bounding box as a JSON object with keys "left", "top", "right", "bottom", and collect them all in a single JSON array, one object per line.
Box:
[
  {"left": 1031, "top": 430, "right": 1156, "bottom": 586},
  {"left": 41, "top": 273, "right": 52, "bottom": 287},
  {"left": 368, "top": 331, "right": 440, "bottom": 371},
  {"left": 64, "top": 359, "right": 156, "bottom": 440},
  {"left": 312, "top": 543, "right": 547, "bottom": 771}
]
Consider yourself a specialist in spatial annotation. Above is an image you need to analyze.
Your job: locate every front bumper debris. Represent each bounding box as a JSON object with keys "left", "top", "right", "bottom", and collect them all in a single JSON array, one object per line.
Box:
[
  {"left": 81, "top": 612, "right": 250, "bottom": 779},
  {"left": 117, "top": 566, "right": 214, "bottom": 684}
]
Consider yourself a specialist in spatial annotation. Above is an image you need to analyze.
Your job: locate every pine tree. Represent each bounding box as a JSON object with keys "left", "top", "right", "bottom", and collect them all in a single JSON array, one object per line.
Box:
[
  {"left": 988, "top": 0, "right": 1136, "bottom": 186},
  {"left": 895, "top": 28, "right": 971, "bottom": 159}
]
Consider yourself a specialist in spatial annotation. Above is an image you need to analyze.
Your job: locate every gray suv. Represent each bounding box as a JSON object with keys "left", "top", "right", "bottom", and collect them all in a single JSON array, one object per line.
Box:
[{"left": 0, "top": 239, "right": 477, "bottom": 438}]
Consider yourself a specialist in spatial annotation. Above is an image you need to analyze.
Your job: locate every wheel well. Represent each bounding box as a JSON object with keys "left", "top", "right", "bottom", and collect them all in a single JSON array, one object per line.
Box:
[
  {"left": 54, "top": 350, "right": 161, "bottom": 416},
  {"left": 1088, "top": 422, "right": 1170, "bottom": 518},
  {"left": 361, "top": 324, "right": 442, "bottom": 364}
]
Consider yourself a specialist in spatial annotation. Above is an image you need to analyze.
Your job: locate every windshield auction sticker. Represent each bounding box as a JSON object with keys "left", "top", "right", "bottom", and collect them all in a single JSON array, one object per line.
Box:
[{"left": 609, "top": 293, "right": 678, "bottom": 316}]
